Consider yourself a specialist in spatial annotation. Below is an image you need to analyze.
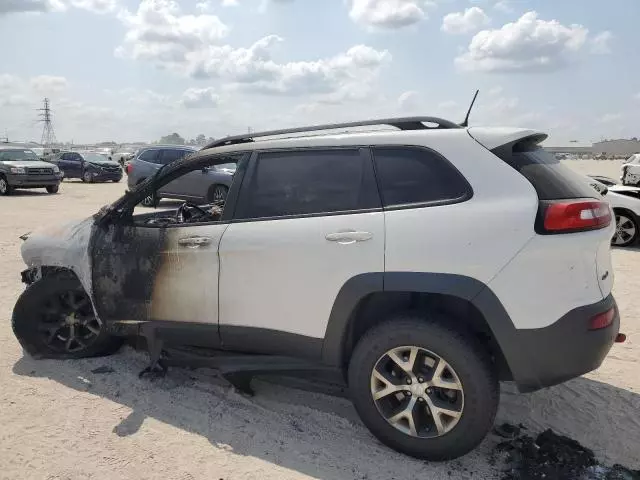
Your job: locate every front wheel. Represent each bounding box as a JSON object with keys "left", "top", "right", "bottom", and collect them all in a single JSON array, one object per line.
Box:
[
  {"left": 82, "top": 171, "right": 93, "bottom": 183},
  {"left": 612, "top": 212, "right": 638, "bottom": 247},
  {"left": 0, "top": 175, "right": 13, "bottom": 196},
  {"left": 46, "top": 185, "right": 59, "bottom": 194},
  {"left": 12, "top": 273, "right": 123, "bottom": 359},
  {"left": 348, "top": 315, "right": 498, "bottom": 461}
]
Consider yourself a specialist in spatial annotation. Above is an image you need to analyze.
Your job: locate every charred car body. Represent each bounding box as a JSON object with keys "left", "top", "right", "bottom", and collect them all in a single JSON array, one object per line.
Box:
[{"left": 13, "top": 117, "right": 622, "bottom": 461}]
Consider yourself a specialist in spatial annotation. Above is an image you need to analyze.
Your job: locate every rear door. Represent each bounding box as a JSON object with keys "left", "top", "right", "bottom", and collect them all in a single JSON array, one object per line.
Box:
[{"left": 217, "top": 147, "right": 384, "bottom": 356}]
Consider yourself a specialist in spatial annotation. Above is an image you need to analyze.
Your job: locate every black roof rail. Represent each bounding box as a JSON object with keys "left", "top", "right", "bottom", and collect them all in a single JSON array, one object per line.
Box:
[{"left": 203, "top": 116, "right": 460, "bottom": 150}]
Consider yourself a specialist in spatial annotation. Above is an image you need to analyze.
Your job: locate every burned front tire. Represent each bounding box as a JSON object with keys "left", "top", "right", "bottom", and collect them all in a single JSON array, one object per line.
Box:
[
  {"left": 348, "top": 315, "right": 499, "bottom": 461},
  {"left": 12, "top": 273, "right": 123, "bottom": 359}
]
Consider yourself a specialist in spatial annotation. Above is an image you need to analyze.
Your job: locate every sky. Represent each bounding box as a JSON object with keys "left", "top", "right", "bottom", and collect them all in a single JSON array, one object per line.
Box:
[{"left": 0, "top": 0, "right": 638, "bottom": 146}]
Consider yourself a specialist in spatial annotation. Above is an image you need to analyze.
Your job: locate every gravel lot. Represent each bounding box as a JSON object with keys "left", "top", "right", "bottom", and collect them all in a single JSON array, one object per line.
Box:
[{"left": 1, "top": 162, "right": 639, "bottom": 479}]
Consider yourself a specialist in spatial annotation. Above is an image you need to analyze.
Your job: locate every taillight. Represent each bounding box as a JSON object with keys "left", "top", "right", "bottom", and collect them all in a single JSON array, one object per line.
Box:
[
  {"left": 126, "top": 163, "right": 132, "bottom": 174},
  {"left": 589, "top": 307, "right": 615, "bottom": 330},
  {"left": 541, "top": 200, "right": 611, "bottom": 233}
]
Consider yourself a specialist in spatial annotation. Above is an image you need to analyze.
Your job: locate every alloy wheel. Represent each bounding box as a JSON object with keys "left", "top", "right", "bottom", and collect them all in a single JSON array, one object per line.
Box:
[
  {"left": 37, "top": 289, "right": 102, "bottom": 353},
  {"left": 0, "top": 178, "right": 7, "bottom": 194},
  {"left": 212, "top": 185, "right": 228, "bottom": 202},
  {"left": 612, "top": 214, "right": 637, "bottom": 246},
  {"left": 370, "top": 346, "right": 464, "bottom": 438}
]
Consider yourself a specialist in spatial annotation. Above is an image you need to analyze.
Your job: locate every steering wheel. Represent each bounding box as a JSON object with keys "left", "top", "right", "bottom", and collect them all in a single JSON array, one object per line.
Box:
[{"left": 176, "top": 202, "right": 211, "bottom": 223}]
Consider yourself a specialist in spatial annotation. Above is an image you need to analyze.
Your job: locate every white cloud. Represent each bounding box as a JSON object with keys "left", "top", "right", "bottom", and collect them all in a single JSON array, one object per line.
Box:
[
  {"left": 600, "top": 113, "right": 622, "bottom": 123},
  {"left": 221, "top": 0, "right": 238, "bottom": 5},
  {"left": 455, "top": 11, "right": 589, "bottom": 72},
  {"left": 0, "top": 74, "right": 19, "bottom": 91},
  {"left": 397, "top": 90, "right": 419, "bottom": 108},
  {"left": 30, "top": 75, "right": 68, "bottom": 94},
  {"left": 590, "top": 31, "right": 612, "bottom": 55},
  {"left": 0, "top": 95, "right": 32, "bottom": 108},
  {"left": 0, "top": 0, "right": 117, "bottom": 14},
  {"left": 181, "top": 87, "right": 220, "bottom": 108},
  {"left": 116, "top": 2, "right": 391, "bottom": 99},
  {"left": 493, "top": 0, "right": 513, "bottom": 13},
  {"left": 192, "top": 38, "right": 391, "bottom": 96},
  {"left": 441, "top": 7, "right": 489, "bottom": 34},
  {"left": 349, "top": 0, "right": 434, "bottom": 29},
  {"left": 115, "top": 0, "right": 230, "bottom": 67},
  {"left": 0, "top": 0, "right": 65, "bottom": 14}
]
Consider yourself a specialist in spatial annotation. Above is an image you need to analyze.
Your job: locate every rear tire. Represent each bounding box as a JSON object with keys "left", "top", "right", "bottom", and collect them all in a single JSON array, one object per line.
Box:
[
  {"left": 348, "top": 314, "right": 498, "bottom": 461},
  {"left": 46, "top": 185, "right": 59, "bottom": 194},
  {"left": 140, "top": 192, "right": 159, "bottom": 207},
  {"left": 12, "top": 273, "right": 123, "bottom": 359},
  {"left": 208, "top": 184, "right": 228, "bottom": 203}
]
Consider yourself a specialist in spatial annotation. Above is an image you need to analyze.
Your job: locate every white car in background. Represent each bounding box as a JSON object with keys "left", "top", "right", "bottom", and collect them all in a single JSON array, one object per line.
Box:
[
  {"left": 588, "top": 175, "right": 640, "bottom": 247},
  {"left": 620, "top": 153, "right": 640, "bottom": 186}
]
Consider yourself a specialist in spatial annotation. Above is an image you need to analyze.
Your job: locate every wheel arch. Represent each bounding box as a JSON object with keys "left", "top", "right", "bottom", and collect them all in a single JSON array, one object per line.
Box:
[{"left": 321, "top": 272, "right": 522, "bottom": 382}]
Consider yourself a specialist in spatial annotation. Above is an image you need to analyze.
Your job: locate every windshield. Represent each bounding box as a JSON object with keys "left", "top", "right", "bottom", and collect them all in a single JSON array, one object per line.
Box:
[
  {"left": 82, "top": 153, "right": 112, "bottom": 163},
  {"left": 0, "top": 149, "right": 40, "bottom": 162}
]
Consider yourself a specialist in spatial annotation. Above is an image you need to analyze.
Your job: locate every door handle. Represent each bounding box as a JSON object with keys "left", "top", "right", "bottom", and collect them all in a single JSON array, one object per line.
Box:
[
  {"left": 178, "top": 236, "right": 212, "bottom": 248},
  {"left": 325, "top": 230, "right": 373, "bottom": 244}
]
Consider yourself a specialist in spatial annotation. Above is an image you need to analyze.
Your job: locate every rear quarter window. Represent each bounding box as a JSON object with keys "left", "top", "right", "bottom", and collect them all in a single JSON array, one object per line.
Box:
[
  {"left": 371, "top": 146, "right": 471, "bottom": 208},
  {"left": 494, "top": 145, "right": 597, "bottom": 200}
]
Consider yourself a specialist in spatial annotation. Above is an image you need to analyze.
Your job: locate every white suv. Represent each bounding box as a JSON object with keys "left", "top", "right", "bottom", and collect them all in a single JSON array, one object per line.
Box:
[{"left": 12, "top": 117, "right": 622, "bottom": 461}]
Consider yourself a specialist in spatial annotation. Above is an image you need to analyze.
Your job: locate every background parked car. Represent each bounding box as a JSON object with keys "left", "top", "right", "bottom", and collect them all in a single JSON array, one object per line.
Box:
[
  {"left": 0, "top": 145, "right": 62, "bottom": 195},
  {"left": 588, "top": 176, "right": 640, "bottom": 247},
  {"left": 126, "top": 145, "right": 234, "bottom": 207},
  {"left": 620, "top": 153, "right": 640, "bottom": 186},
  {"left": 47, "top": 151, "right": 123, "bottom": 183}
]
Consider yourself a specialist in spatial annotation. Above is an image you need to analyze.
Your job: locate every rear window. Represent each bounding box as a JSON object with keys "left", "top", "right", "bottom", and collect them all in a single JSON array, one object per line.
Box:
[{"left": 494, "top": 145, "right": 597, "bottom": 200}]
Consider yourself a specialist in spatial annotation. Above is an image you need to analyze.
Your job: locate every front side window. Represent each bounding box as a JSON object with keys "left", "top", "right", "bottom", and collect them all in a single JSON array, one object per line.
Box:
[
  {"left": 372, "top": 147, "right": 471, "bottom": 208},
  {"left": 236, "top": 148, "right": 379, "bottom": 220}
]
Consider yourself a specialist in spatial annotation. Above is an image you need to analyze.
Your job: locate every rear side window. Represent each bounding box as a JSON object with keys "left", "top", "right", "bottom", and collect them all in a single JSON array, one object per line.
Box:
[
  {"left": 372, "top": 147, "right": 471, "bottom": 208},
  {"left": 138, "top": 149, "right": 159, "bottom": 164},
  {"left": 495, "top": 146, "right": 597, "bottom": 200},
  {"left": 236, "top": 148, "right": 380, "bottom": 220},
  {"left": 160, "top": 149, "right": 189, "bottom": 164}
]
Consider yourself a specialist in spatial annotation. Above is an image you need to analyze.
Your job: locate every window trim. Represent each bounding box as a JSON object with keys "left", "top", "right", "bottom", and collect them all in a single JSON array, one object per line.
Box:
[
  {"left": 112, "top": 152, "right": 249, "bottom": 229},
  {"left": 231, "top": 146, "right": 383, "bottom": 223},
  {"left": 369, "top": 144, "right": 473, "bottom": 212}
]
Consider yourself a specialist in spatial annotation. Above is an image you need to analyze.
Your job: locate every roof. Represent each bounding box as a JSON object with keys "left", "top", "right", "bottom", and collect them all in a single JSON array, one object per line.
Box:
[
  {"left": 0, "top": 145, "right": 34, "bottom": 151},
  {"left": 203, "top": 116, "right": 461, "bottom": 150},
  {"left": 139, "top": 144, "right": 198, "bottom": 150}
]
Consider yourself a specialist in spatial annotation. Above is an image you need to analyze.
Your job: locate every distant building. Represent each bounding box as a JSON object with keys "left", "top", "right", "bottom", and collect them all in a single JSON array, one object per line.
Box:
[{"left": 593, "top": 139, "right": 640, "bottom": 157}]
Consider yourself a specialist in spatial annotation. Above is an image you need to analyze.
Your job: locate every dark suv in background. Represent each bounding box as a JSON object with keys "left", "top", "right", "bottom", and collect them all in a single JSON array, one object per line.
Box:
[{"left": 126, "top": 145, "right": 235, "bottom": 207}]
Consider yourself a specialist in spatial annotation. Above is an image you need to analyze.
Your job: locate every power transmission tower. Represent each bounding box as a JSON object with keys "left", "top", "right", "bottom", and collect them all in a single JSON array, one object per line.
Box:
[{"left": 38, "top": 98, "right": 57, "bottom": 148}]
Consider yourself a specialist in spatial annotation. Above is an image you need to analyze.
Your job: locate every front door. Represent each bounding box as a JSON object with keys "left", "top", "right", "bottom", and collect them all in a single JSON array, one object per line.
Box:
[
  {"left": 91, "top": 220, "right": 226, "bottom": 329},
  {"left": 218, "top": 148, "right": 384, "bottom": 357}
]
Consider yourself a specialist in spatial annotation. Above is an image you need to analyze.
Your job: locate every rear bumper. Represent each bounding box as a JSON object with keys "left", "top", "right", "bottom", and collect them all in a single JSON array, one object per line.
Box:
[{"left": 509, "top": 294, "right": 619, "bottom": 392}]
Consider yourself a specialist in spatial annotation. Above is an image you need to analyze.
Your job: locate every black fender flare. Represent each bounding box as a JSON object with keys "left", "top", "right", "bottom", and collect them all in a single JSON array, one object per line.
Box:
[{"left": 321, "top": 272, "right": 530, "bottom": 387}]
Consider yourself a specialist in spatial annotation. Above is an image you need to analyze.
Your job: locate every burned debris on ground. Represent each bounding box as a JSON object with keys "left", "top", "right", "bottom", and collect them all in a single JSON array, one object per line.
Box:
[{"left": 494, "top": 423, "right": 640, "bottom": 480}]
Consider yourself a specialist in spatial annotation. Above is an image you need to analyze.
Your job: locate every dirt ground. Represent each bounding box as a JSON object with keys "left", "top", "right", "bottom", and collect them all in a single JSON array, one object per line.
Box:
[{"left": 0, "top": 161, "right": 638, "bottom": 480}]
